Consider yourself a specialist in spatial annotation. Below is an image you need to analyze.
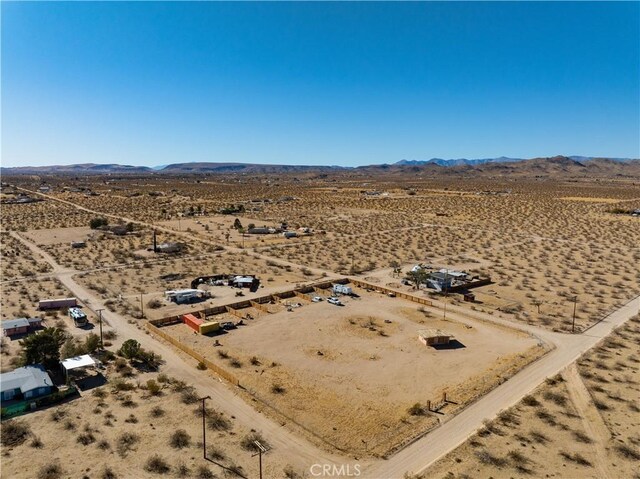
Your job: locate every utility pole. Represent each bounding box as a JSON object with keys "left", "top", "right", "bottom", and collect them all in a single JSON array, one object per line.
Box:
[
  {"left": 572, "top": 295, "right": 578, "bottom": 333},
  {"left": 96, "top": 308, "right": 105, "bottom": 349},
  {"left": 252, "top": 440, "right": 268, "bottom": 479},
  {"left": 199, "top": 396, "right": 211, "bottom": 459}
]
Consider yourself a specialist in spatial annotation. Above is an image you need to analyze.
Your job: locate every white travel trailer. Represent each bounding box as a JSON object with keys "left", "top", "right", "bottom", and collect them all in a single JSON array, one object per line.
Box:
[{"left": 332, "top": 284, "right": 353, "bottom": 296}]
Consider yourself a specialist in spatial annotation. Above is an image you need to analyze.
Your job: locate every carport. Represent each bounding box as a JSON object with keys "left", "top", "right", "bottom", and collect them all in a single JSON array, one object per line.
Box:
[{"left": 61, "top": 354, "right": 97, "bottom": 381}]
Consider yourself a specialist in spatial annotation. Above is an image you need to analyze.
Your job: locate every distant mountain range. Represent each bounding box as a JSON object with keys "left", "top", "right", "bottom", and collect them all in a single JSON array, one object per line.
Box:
[
  {"left": 0, "top": 162, "right": 342, "bottom": 175},
  {"left": 1, "top": 156, "right": 638, "bottom": 177},
  {"left": 393, "top": 156, "right": 636, "bottom": 167}
]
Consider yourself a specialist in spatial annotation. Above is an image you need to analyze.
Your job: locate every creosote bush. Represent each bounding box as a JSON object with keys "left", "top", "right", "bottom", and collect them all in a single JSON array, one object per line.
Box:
[
  {"left": 1, "top": 420, "right": 32, "bottom": 447},
  {"left": 145, "top": 454, "right": 171, "bottom": 474},
  {"left": 170, "top": 429, "right": 191, "bottom": 449}
]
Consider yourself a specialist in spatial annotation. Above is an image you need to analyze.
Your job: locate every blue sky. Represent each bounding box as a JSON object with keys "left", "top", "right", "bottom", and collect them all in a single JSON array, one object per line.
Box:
[{"left": 2, "top": 1, "right": 639, "bottom": 168}]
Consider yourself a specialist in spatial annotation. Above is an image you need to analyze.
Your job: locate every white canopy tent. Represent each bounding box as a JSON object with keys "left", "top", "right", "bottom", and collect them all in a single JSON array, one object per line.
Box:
[{"left": 61, "top": 355, "right": 96, "bottom": 379}]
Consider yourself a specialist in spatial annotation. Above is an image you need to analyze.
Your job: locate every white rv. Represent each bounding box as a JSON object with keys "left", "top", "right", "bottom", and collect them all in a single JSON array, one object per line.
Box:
[{"left": 332, "top": 284, "right": 353, "bottom": 296}]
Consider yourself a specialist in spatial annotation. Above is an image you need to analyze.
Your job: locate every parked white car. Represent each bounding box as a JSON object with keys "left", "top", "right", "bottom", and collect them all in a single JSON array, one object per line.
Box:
[
  {"left": 311, "top": 296, "right": 323, "bottom": 303},
  {"left": 327, "top": 297, "right": 344, "bottom": 306}
]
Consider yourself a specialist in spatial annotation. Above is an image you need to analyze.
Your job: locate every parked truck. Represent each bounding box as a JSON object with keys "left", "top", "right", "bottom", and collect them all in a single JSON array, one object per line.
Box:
[{"left": 38, "top": 297, "right": 77, "bottom": 310}]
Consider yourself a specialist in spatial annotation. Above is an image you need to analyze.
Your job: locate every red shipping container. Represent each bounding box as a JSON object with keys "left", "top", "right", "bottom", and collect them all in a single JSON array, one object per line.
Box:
[{"left": 182, "top": 314, "right": 203, "bottom": 332}]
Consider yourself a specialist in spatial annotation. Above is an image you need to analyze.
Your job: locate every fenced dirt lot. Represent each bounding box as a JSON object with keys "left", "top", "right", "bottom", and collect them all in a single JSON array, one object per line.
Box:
[{"left": 158, "top": 286, "right": 543, "bottom": 457}]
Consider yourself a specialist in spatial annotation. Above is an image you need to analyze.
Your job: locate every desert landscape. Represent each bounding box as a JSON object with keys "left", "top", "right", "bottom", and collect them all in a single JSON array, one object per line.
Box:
[
  {"left": 424, "top": 313, "right": 640, "bottom": 479},
  {"left": 1, "top": 160, "right": 639, "bottom": 478}
]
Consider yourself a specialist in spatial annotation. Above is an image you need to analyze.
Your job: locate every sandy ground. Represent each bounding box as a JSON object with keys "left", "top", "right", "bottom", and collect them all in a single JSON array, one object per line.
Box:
[
  {"left": 157, "top": 286, "right": 540, "bottom": 456},
  {"left": 423, "top": 315, "right": 640, "bottom": 479},
  {"left": 2, "top": 175, "right": 638, "bottom": 478},
  {"left": 1, "top": 367, "right": 306, "bottom": 479}
]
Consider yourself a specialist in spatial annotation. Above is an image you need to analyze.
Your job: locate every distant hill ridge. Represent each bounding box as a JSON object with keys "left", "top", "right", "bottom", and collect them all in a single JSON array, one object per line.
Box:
[
  {"left": 394, "top": 155, "right": 636, "bottom": 167},
  {"left": 1, "top": 156, "right": 638, "bottom": 176}
]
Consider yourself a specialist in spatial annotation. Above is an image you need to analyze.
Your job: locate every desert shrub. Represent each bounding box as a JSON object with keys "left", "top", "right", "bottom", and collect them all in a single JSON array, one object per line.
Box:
[
  {"left": 475, "top": 450, "right": 507, "bottom": 467},
  {"left": 111, "top": 378, "right": 136, "bottom": 392},
  {"left": 150, "top": 406, "right": 165, "bottom": 418},
  {"left": 37, "top": 461, "right": 63, "bottom": 479},
  {"left": 101, "top": 466, "right": 118, "bottom": 479},
  {"left": 92, "top": 388, "right": 107, "bottom": 399},
  {"left": 573, "top": 431, "right": 593, "bottom": 443},
  {"left": 497, "top": 410, "right": 520, "bottom": 427},
  {"left": 196, "top": 466, "right": 215, "bottom": 479},
  {"left": 1, "top": 420, "right": 32, "bottom": 447},
  {"left": 90, "top": 217, "right": 109, "bottom": 229},
  {"left": 181, "top": 388, "right": 199, "bottom": 404},
  {"left": 544, "top": 390, "right": 567, "bottom": 407},
  {"left": 207, "top": 445, "right": 225, "bottom": 460},
  {"left": 408, "top": 403, "right": 426, "bottom": 416},
  {"left": 535, "top": 409, "right": 556, "bottom": 425},
  {"left": 507, "top": 449, "right": 529, "bottom": 467},
  {"left": 145, "top": 454, "right": 171, "bottom": 474},
  {"left": 241, "top": 431, "right": 269, "bottom": 452},
  {"left": 124, "top": 414, "right": 138, "bottom": 423},
  {"left": 103, "top": 330, "right": 118, "bottom": 340},
  {"left": 116, "top": 432, "right": 139, "bottom": 457},
  {"left": 30, "top": 436, "right": 44, "bottom": 448},
  {"left": 271, "top": 383, "right": 286, "bottom": 394},
  {"left": 97, "top": 439, "right": 111, "bottom": 450},
  {"left": 175, "top": 463, "right": 190, "bottom": 478},
  {"left": 217, "top": 350, "right": 229, "bottom": 359},
  {"left": 170, "top": 379, "right": 189, "bottom": 392},
  {"left": 614, "top": 442, "right": 640, "bottom": 461},
  {"left": 206, "top": 410, "right": 232, "bottom": 431},
  {"left": 170, "top": 429, "right": 191, "bottom": 449},
  {"left": 121, "top": 397, "right": 137, "bottom": 408},
  {"left": 147, "top": 299, "right": 163, "bottom": 309},
  {"left": 146, "top": 379, "right": 162, "bottom": 396},
  {"left": 284, "top": 465, "right": 301, "bottom": 478},
  {"left": 77, "top": 432, "right": 96, "bottom": 445},
  {"left": 157, "top": 373, "right": 169, "bottom": 383},
  {"left": 250, "top": 356, "right": 260, "bottom": 366},
  {"left": 63, "top": 419, "right": 76, "bottom": 431},
  {"left": 229, "top": 358, "right": 242, "bottom": 368},
  {"left": 197, "top": 361, "right": 207, "bottom": 370},
  {"left": 225, "top": 463, "right": 245, "bottom": 477},
  {"left": 50, "top": 408, "right": 67, "bottom": 422},
  {"left": 560, "top": 451, "right": 592, "bottom": 466},
  {"left": 594, "top": 400, "right": 610, "bottom": 411},
  {"left": 522, "top": 395, "right": 539, "bottom": 407}
]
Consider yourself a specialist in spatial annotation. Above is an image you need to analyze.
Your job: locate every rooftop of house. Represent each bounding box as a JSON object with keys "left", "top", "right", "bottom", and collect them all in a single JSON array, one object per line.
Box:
[{"left": 0, "top": 365, "right": 53, "bottom": 393}]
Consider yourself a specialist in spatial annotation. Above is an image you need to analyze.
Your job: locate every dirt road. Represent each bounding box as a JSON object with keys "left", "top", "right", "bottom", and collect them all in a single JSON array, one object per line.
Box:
[{"left": 562, "top": 363, "right": 613, "bottom": 479}]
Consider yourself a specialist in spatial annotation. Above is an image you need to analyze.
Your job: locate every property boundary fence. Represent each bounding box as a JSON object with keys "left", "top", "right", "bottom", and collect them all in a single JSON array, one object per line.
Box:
[
  {"left": 145, "top": 322, "right": 240, "bottom": 386},
  {"left": 348, "top": 278, "right": 433, "bottom": 306}
]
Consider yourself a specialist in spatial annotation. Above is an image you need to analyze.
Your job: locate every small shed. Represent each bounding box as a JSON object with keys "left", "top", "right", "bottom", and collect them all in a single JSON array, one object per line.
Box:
[
  {"left": 418, "top": 329, "right": 454, "bottom": 346},
  {"left": 1, "top": 318, "right": 30, "bottom": 337}
]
